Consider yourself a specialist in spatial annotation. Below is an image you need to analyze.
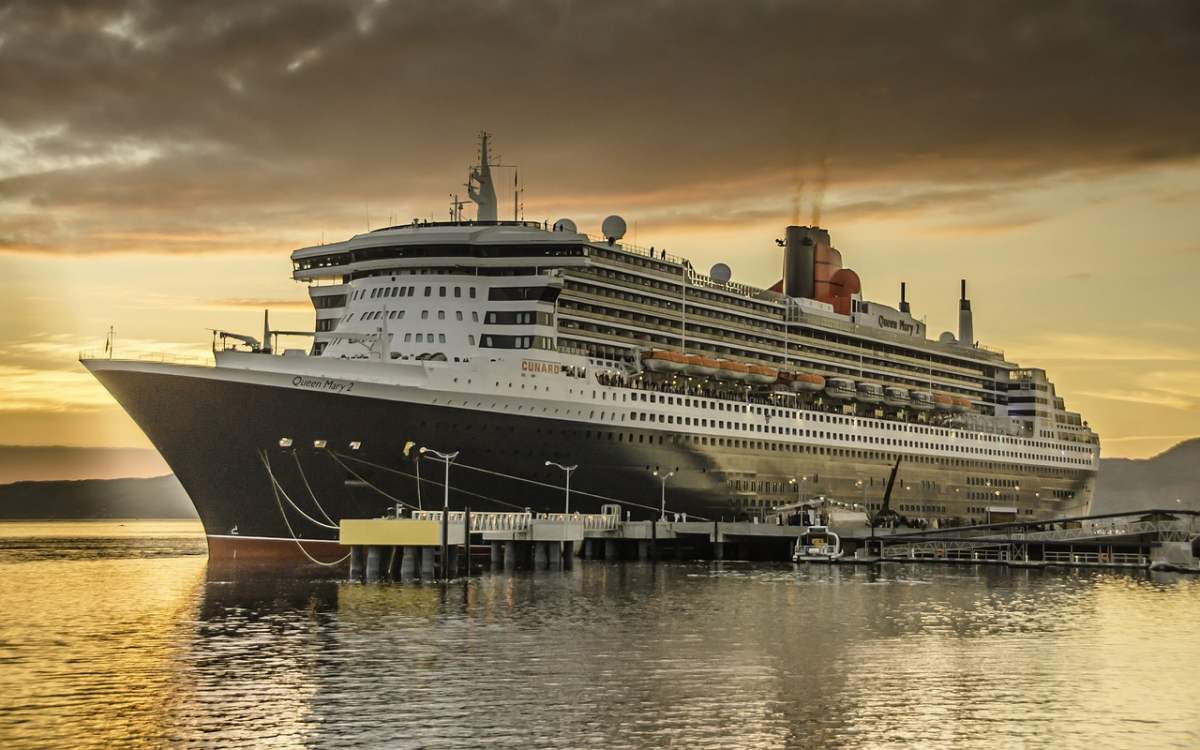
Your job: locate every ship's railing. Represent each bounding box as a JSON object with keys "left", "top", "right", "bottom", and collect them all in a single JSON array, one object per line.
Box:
[{"left": 77, "top": 350, "right": 213, "bottom": 366}]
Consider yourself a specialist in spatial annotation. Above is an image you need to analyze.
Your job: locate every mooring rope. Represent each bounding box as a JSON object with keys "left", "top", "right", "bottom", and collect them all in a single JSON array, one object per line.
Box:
[
  {"left": 292, "top": 450, "right": 338, "bottom": 526},
  {"left": 325, "top": 451, "right": 421, "bottom": 511},
  {"left": 259, "top": 450, "right": 350, "bottom": 567},
  {"left": 330, "top": 451, "right": 527, "bottom": 511},
  {"left": 332, "top": 451, "right": 696, "bottom": 519},
  {"left": 260, "top": 452, "right": 340, "bottom": 530}
]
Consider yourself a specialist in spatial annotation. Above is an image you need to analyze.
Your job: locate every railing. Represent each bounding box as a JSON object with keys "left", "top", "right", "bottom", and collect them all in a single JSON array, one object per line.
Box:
[
  {"left": 1043, "top": 550, "right": 1147, "bottom": 566},
  {"left": 409, "top": 510, "right": 532, "bottom": 532},
  {"left": 78, "top": 350, "right": 213, "bottom": 366},
  {"left": 537, "top": 512, "right": 621, "bottom": 531}
]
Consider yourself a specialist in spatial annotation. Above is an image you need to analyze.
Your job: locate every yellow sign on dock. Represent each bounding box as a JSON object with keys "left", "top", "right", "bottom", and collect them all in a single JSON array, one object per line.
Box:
[{"left": 339, "top": 518, "right": 465, "bottom": 546}]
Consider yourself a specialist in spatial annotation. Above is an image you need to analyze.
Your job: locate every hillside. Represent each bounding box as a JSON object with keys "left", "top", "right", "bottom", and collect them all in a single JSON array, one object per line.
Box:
[
  {"left": 1094, "top": 437, "right": 1200, "bottom": 514},
  {"left": 0, "top": 445, "right": 169, "bottom": 484},
  {"left": 0, "top": 475, "right": 197, "bottom": 520}
]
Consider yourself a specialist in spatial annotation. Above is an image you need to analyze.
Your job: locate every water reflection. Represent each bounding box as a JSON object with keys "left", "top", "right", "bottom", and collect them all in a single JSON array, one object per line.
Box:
[{"left": 1, "top": 523, "right": 1198, "bottom": 749}]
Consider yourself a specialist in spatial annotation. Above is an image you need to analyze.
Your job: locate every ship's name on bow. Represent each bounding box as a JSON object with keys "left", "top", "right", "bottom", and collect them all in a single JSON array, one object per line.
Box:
[{"left": 292, "top": 375, "right": 355, "bottom": 393}]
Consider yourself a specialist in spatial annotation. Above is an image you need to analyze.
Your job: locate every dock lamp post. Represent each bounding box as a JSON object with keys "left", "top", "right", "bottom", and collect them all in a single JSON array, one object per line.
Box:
[
  {"left": 545, "top": 461, "right": 578, "bottom": 514},
  {"left": 653, "top": 470, "right": 674, "bottom": 520},
  {"left": 420, "top": 447, "right": 459, "bottom": 578}
]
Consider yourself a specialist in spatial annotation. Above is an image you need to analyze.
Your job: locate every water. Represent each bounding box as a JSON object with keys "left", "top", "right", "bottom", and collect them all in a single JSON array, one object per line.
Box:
[{"left": 0, "top": 521, "right": 1198, "bottom": 749}]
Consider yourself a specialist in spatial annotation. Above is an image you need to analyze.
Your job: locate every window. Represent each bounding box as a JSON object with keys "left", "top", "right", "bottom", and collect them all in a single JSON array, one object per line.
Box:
[
  {"left": 416, "top": 333, "right": 423, "bottom": 342},
  {"left": 438, "top": 310, "right": 446, "bottom": 320},
  {"left": 468, "top": 334, "right": 476, "bottom": 346},
  {"left": 469, "top": 288, "right": 476, "bottom": 298},
  {"left": 404, "top": 333, "right": 412, "bottom": 342},
  {"left": 438, "top": 333, "right": 446, "bottom": 343},
  {"left": 456, "top": 311, "right": 463, "bottom": 321},
  {"left": 421, "top": 310, "right": 429, "bottom": 320},
  {"left": 454, "top": 287, "right": 462, "bottom": 298},
  {"left": 472, "top": 312, "right": 479, "bottom": 322},
  {"left": 439, "top": 286, "right": 447, "bottom": 297},
  {"left": 424, "top": 286, "right": 432, "bottom": 297}
]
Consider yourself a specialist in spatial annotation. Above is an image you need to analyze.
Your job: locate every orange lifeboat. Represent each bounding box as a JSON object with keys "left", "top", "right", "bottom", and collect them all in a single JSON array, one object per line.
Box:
[
  {"left": 747, "top": 365, "right": 779, "bottom": 385},
  {"left": 684, "top": 354, "right": 719, "bottom": 377},
  {"left": 789, "top": 372, "right": 826, "bottom": 392},
  {"left": 953, "top": 396, "right": 972, "bottom": 413},
  {"left": 717, "top": 360, "right": 750, "bottom": 381},
  {"left": 641, "top": 349, "right": 687, "bottom": 373},
  {"left": 933, "top": 393, "right": 955, "bottom": 411}
]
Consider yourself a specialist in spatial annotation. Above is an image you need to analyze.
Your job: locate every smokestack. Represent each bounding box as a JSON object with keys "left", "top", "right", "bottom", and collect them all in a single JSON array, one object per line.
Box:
[
  {"left": 262, "top": 309, "right": 272, "bottom": 354},
  {"left": 783, "top": 225, "right": 815, "bottom": 299},
  {"left": 899, "top": 282, "right": 910, "bottom": 314},
  {"left": 958, "top": 280, "right": 973, "bottom": 346}
]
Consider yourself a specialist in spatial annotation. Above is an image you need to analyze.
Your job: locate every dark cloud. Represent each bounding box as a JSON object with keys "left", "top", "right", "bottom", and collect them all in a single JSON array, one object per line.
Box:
[{"left": 1, "top": 0, "right": 1199, "bottom": 253}]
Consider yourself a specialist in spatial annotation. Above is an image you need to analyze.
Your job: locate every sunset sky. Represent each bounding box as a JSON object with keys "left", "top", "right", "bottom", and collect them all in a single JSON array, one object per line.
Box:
[{"left": 1, "top": 0, "right": 1198, "bottom": 460}]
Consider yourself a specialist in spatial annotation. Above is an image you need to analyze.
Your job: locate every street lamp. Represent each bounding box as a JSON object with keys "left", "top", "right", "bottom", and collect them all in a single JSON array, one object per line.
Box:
[
  {"left": 652, "top": 470, "right": 674, "bottom": 520},
  {"left": 788, "top": 476, "right": 807, "bottom": 505},
  {"left": 419, "top": 447, "right": 459, "bottom": 513},
  {"left": 545, "top": 460, "right": 578, "bottom": 514},
  {"left": 420, "top": 446, "right": 459, "bottom": 578}
]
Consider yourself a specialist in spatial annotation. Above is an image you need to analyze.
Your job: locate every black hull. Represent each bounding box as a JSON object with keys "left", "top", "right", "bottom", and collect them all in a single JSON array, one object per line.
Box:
[{"left": 91, "top": 364, "right": 1094, "bottom": 555}]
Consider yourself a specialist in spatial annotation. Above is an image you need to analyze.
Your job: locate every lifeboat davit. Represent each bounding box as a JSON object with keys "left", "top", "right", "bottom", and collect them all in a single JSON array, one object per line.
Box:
[
  {"left": 856, "top": 382, "right": 885, "bottom": 404},
  {"left": 790, "top": 372, "right": 826, "bottom": 393},
  {"left": 910, "top": 391, "right": 935, "bottom": 410},
  {"left": 747, "top": 365, "right": 779, "bottom": 385},
  {"left": 684, "top": 354, "right": 720, "bottom": 377},
  {"left": 826, "top": 377, "right": 856, "bottom": 400},
  {"left": 884, "top": 386, "right": 910, "bottom": 407},
  {"left": 717, "top": 360, "right": 750, "bottom": 381},
  {"left": 933, "top": 393, "right": 955, "bottom": 411},
  {"left": 953, "top": 396, "right": 972, "bottom": 413},
  {"left": 641, "top": 349, "right": 687, "bottom": 373}
]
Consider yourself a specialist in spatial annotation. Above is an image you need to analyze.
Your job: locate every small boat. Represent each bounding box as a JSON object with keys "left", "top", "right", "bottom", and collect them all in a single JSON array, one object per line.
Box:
[
  {"left": 787, "top": 371, "right": 826, "bottom": 392},
  {"left": 825, "top": 377, "right": 856, "bottom": 400},
  {"left": 910, "top": 391, "right": 935, "bottom": 410},
  {"left": 641, "top": 349, "right": 687, "bottom": 373},
  {"left": 884, "top": 386, "right": 910, "bottom": 407},
  {"left": 856, "top": 382, "right": 885, "bottom": 404},
  {"left": 792, "top": 526, "right": 843, "bottom": 562},
  {"left": 684, "top": 354, "right": 719, "bottom": 377},
  {"left": 933, "top": 393, "right": 955, "bottom": 411},
  {"left": 716, "top": 359, "right": 750, "bottom": 381},
  {"left": 747, "top": 364, "right": 779, "bottom": 385},
  {"left": 952, "top": 396, "right": 972, "bottom": 413}
]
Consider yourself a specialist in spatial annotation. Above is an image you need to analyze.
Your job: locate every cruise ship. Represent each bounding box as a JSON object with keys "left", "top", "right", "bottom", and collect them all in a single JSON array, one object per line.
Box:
[{"left": 83, "top": 134, "right": 1100, "bottom": 560}]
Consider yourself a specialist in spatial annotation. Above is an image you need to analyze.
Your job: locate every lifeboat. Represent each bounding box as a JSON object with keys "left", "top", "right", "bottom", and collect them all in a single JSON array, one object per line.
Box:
[
  {"left": 684, "top": 354, "right": 719, "bottom": 377},
  {"left": 825, "top": 377, "right": 856, "bottom": 400},
  {"left": 641, "top": 349, "right": 687, "bottom": 373},
  {"left": 910, "top": 392, "right": 934, "bottom": 410},
  {"left": 717, "top": 360, "right": 750, "bottom": 381},
  {"left": 790, "top": 372, "right": 826, "bottom": 393},
  {"left": 856, "top": 382, "right": 885, "bottom": 404},
  {"left": 884, "top": 386, "right": 910, "bottom": 407},
  {"left": 747, "top": 365, "right": 779, "bottom": 385},
  {"left": 953, "top": 396, "right": 972, "bottom": 413},
  {"left": 933, "top": 393, "right": 955, "bottom": 411}
]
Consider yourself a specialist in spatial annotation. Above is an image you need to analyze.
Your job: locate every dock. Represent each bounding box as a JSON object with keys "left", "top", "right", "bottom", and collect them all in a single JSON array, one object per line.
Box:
[{"left": 337, "top": 506, "right": 1200, "bottom": 581}]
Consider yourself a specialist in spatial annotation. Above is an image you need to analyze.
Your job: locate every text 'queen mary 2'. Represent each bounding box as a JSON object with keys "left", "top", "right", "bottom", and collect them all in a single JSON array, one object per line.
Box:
[{"left": 83, "top": 133, "right": 1099, "bottom": 561}]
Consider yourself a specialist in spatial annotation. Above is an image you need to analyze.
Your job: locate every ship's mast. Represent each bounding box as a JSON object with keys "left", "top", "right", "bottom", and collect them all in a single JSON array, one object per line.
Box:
[{"left": 467, "top": 131, "right": 498, "bottom": 222}]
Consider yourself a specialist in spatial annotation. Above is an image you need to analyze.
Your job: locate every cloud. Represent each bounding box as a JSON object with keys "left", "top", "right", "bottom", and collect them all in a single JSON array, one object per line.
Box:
[{"left": 0, "top": 0, "right": 1198, "bottom": 254}]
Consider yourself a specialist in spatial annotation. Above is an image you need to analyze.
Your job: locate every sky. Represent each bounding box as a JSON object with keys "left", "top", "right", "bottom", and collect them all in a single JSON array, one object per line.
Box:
[{"left": 1, "top": 0, "right": 1198, "bottom": 461}]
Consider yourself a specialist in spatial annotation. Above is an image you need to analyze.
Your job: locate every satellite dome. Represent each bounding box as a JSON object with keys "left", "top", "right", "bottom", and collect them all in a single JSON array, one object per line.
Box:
[
  {"left": 552, "top": 218, "right": 577, "bottom": 233},
  {"left": 710, "top": 263, "right": 732, "bottom": 283},
  {"left": 938, "top": 331, "right": 957, "bottom": 344},
  {"left": 601, "top": 215, "right": 627, "bottom": 242}
]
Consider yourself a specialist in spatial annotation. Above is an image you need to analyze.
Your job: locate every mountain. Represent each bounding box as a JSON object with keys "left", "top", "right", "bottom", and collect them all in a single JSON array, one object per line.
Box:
[
  {"left": 0, "top": 475, "right": 197, "bottom": 520},
  {"left": 0, "top": 445, "right": 170, "bottom": 484},
  {"left": 1094, "top": 437, "right": 1200, "bottom": 514}
]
